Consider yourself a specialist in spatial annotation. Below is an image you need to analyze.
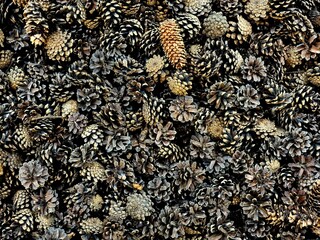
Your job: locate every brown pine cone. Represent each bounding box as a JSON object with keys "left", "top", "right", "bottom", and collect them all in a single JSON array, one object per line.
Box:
[{"left": 159, "top": 19, "right": 187, "bottom": 69}]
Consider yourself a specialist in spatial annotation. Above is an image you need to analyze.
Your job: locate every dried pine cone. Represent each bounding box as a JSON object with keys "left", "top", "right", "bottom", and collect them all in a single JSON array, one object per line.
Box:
[
  {"left": 13, "top": 125, "right": 33, "bottom": 150},
  {"left": 0, "top": 50, "right": 13, "bottom": 69},
  {"left": 175, "top": 13, "right": 201, "bottom": 40},
  {"left": 23, "top": 0, "right": 50, "bottom": 46},
  {"left": 227, "top": 15, "right": 253, "bottom": 44},
  {"left": 80, "top": 217, "right": 104, "bottom": 234},
  {"left": 80, "top": 161, "right": 106, "bottom": 182},
  {"left": 18, "top": 160, "right": 49, "bottom": 190},
  {"left": 244, "top": 0, "right": 271, "bottom": 22},
  {"left": 126, "top": 192, "right": 154, "bottom": 220},
  {"left": 159, "top": 19, "right": 187, "bottom": 69},
  {"left": 285, "top": 46, "right": 302, "bottom": 68},
  {"left": 207, "top": 118, "right": 225, "bottom": 139},
  {"left": 307, "top": 66, "right": 320, "bottom": 87},
  {"left": 13, "top": 190, "right": 30, "bottom": 211},
  {"left": 167, "top": 70, "right": 193, "bottom": 96},
  {"left": 61, "top": 100, "right": 78, "bottom": 118},
  {"left": 207, "top": 82, "right": 235, "bottom": 110},
  {"left": 45, "top": 30, "right": 74, "bottom": 62},
  {"left": 142, "top": 96, "right": 166, "bottom": 127},
  {"left": 242, "top": 55, "right": 267, "bottom": 82},
  {"left": 169, "top": 96, "right": 198, "bottom": 123},
  {"left": 145, "top": 55, "right": 169, "bottom": 82},
  {"left": 11, "top": 208, "right": 34, "bottom": 233},
  {"left": 203, "top": 12, "right": 229, "bottom": 39},
  {"left": 81, "top": 124, "right": 104, "bottom": 149},
  {"left": 6, "top": 66, "right": 27, "bottom": 90},
  {"left": 184, "top": 0, "right": 211, "bottom": 16}
]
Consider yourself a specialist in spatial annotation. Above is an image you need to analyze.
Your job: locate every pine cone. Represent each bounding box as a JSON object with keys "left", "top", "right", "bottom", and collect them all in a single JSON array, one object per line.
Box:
[
  {"left": 175, "top": 13, "right": 201, "bottom": 40},
  {"left": 184, "top": 0, "right": 212, "bottom": 16},
  {"left": 0, "top": 50, "right": 13, "bottom": 69},
  {"left": 159, "top": 19, "right": 187, "bottom": 69},
  {"left": 6, "top": 66, "right": 27, "bottom": 90},
  {"left": 80, "top": 161, "right": 106, "bottom": 182},
  {"left": 45, "top": 30, "right": 74, "bottom": 62},
  {"left": 245, "top": 0, "right": 271, "bottom": 22},
  {"left": 13, "top": 190, "right": 30, "bottom": 211},
  {"left": 23, "top": 0, "right": 50, "bottom": 46},
  {"left": 285, "top": 46, "right": 302, "bottom": 68},
  {"left": 11, "top": 208, "right": 34, "bottom": 232},
  {"left": 203, "top": 12, "right": 229, "bottom": 39},
  {"left": 227, "top": 15, "right": 252, "bottom": 44},
  {"left": 167, "top": 70, "right": 193, "bottom": 96}
]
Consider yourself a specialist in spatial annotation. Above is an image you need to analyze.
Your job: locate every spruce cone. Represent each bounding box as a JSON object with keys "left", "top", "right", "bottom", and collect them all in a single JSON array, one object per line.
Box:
[{"left": 159, "top": 19, "right": 187, "bottom": 69}]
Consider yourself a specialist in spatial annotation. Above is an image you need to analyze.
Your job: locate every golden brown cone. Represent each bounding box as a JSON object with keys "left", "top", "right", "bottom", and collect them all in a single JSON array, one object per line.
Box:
[{"left": 159, "top": 19, "right": 187, "bottom": 69}]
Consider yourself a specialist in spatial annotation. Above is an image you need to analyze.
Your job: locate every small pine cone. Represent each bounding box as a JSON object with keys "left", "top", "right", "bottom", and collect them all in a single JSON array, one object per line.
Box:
[
  {"left": 81, "top": 124, "right": 104, "bottom": 150},
  {"left": 159, "top": 19, "right": 187, "bottom": 69},
  {"left": 88, "top": 194, "right": 104, "bottom": 211},
  {"left": 139, "top": 28, "right": 161, "bottom": 57},
  {"left": 203, "top": 12, "right": 229, "bottom": 39},
  {"left": 80, "top": 161, "right": 106, "bottom": 182},
  {"left": 227, "top": 16, "right": 252, "bottom": 45},
  {"left": 285, "top": 46, "right": 302, "bottom": 68},
  {"left": 220, "top": 0, "right": 243, "bottom": 18},
  {"left": 145, "top": 55, "right": 169, "bottom": 81},
  {"left": 11, "top": 208, "right": 34, "bottom": 232},
  {"left": 184, "top": 0, "right": 212, "bottom": 16},
  {"left": 108, "top": 201, "right": 127, "bottom": 222},
  {"left": 157, "top": 143, "right": 184, "bottom": 162},
  {"left": 175, "top": 13, "right": 201, "bottom": 40},
  {"left": 13, "top": 125, "right": 33, "bottom": 150},
  {"left": 253, "top": 118, "right": 278, "bottom": 138},
  {"left": 169, "top": 96, "right": 198, "bottom": 123},
  {"left": 126, "top": 192, "right": 154, "bottom": 220},
  {"left": 0, "top": 29, "right": 4, "bottom": 47},
  {"left": 125, "top": 110, "right": 144, "bottom": 132},
  {"left": 190, "top": 51, "right": 222, "bottom": 79},
  {"left": 45, "top": 30, "right": 74, "bottom": 61},
  {"left": 6, "top": 66, "right": 26, "bottom": 90},
  {"left": 291, "top": 85, "right": 319, "bottom": 112},
  {"left": 207, "top": 82, "right": 235, "bottom": 110},
  {"left": 221, "top": 49, "right": 244, "bottom": 74},
  {"left": 207, "top": 118, "right": 225, "bottom": 139},
  {"left": 99, "top": 0, "right": 123, "bottom": 28},
  {"left": 61, "top": 100, "right": 78, "bottom": 118},
  {"left": 0, "top": 50, "right": 13, "bottom": 69},
  {"left": 237, "top": 15, "right": 252, "bottom": 38},
  {"left": 13, "top": 190, "right": 30, "bottom": 211},
  {"left": 23, "top": 0, "right": 50, "bottom": 46},
  {"left": 80, "top": 217, "right": 104, "bottom": 234},
  {"left": 245, "top": 0, "right": 271, "bottom": 22},
  {"left": 142, "top": 96, "right": 167, "bottom": 127},
  {"left": 119, "top": 19, "right": 143, "bottom": 48},
  {"left": 167, "top": 70, "right": 193, "bottom": 96}
]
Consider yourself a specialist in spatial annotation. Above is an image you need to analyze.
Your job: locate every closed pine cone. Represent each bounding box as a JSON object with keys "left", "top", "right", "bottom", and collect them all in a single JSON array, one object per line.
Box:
[{"left": 159, "top": 19, "right": 187, "bottom": 69}]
